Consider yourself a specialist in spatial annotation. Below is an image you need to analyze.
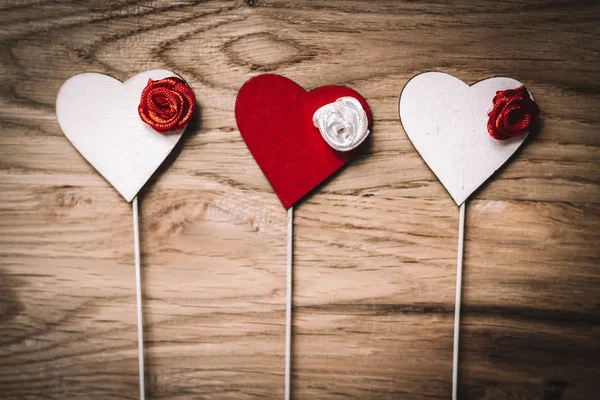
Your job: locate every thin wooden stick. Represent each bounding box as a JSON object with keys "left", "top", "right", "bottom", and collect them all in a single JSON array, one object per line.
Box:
[
  {"left": 132, "top": 196, "right": 145, "bottom": 400},
  {"left": 452, "top": 202, "right": 466, "bottom": 400},
  {"left": 285, "top": 206, "right": 294, "bottom": 400}
]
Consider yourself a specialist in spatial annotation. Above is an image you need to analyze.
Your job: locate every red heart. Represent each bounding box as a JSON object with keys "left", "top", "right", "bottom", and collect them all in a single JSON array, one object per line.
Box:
[{"left": 235, "top": 74, "right": 371, "bottom": 209}]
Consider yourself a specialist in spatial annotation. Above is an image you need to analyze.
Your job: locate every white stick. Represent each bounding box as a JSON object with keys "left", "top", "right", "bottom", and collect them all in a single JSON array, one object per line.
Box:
[
  {"left": 285, "top": 206, "right": 294, "bottom": 400},
  {"left": 452, "top": 202, "right": 466, "bottom": 400},
  {"left": 132, "top": 196, "right": 145, "bottom": 400}
]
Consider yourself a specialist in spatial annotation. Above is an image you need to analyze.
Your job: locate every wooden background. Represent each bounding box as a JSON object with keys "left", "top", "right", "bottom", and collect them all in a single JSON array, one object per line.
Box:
[{"left": 0, "top": 0, "right": 598, "bottom": 399}]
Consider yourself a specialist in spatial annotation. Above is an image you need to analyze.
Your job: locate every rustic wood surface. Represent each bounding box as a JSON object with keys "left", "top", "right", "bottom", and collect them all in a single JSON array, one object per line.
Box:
[{"left": 0, "top": 0, "right": 599, "bottom": 399}]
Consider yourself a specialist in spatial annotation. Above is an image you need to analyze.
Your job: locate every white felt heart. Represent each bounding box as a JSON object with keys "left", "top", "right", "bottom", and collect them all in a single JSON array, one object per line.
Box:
[
  {"left": 399, "top": 72, "right": 529, "bottom": 206},
  {"left": 56, "top": 70, "right": 188, "bottom": 202}
]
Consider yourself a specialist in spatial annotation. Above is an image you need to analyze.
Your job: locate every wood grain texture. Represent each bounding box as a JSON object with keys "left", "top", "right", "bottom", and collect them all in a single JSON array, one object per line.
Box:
[{"left": 0, "top": 0, "right": 599, "bottom": 399}]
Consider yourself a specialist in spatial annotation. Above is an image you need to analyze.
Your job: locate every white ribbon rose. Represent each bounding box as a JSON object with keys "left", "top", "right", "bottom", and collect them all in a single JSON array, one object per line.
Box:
[{"left": 312, "top": 97, "right": 370, "bottom": 152}]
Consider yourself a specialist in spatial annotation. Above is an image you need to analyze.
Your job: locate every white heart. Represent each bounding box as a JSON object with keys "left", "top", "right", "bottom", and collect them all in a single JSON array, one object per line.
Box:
[
  {"left": 56, "top": 70, "right": 189, "bottom": 202},
  {"left": 399, "top": 72, "right": 530, "bottom": 206}
]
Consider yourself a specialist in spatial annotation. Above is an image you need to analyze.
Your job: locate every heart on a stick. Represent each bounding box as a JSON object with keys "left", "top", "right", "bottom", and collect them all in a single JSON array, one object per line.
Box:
[
  {"left": 56, "top": 69, "right": 190, "bottom": 202},
  {"left": 399, "top": 72, "right": 530, "bottom": 205},
  {"left": 235, "top": 74, "right": 371, "bottom": 209}
]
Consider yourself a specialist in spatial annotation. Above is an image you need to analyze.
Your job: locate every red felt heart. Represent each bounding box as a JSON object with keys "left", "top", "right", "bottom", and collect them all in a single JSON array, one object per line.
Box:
[{"left": 235, "top": 74, "right": 371, "bottom": 209}]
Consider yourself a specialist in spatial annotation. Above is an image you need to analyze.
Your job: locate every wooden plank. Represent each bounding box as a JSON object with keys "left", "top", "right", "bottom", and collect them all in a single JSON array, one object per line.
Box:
[{"left": 0, "top": 0, "right": 598, "bottom": 399}]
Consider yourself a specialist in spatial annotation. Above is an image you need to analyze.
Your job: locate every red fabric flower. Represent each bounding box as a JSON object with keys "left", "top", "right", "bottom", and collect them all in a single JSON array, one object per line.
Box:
[
  {"left": 138, "top": 77, "right": 195, "bottom": 133},
  {"left": 487, "top": 86, "right": 539, "bottom": 140}
]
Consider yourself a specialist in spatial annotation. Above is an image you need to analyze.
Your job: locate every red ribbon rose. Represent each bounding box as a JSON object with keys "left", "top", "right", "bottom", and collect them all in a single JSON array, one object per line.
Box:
[
  {"left": 487, "top": 86, "right": 539, "bottom": 140},
  {"left": 138, "top": 77, "right": 196, "bottom": 133}
]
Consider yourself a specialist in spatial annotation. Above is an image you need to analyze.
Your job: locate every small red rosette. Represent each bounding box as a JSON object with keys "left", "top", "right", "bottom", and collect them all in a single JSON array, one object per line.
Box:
[
  {"left": 487, "top": 86, "right": 539, "bottom": 140},
  {"left": 138, "top": 77, "right": 195, "bottom": 133}
]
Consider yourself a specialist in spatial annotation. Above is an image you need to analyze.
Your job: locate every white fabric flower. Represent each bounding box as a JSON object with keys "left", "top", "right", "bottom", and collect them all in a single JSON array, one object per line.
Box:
[{"left": 312, "top": 97, "right": 370, "bottom": 152}]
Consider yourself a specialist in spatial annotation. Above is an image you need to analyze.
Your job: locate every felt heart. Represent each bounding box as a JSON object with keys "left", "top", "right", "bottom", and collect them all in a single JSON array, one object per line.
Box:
[
  {"left": 235, "top": 74, "right": 371, "bottom": 209},
  {"left": 56, "top": 70, "right": 189, "bottom": 202},
  {"left": 399, "top": 72, "right": 529, "bottom": 206}
]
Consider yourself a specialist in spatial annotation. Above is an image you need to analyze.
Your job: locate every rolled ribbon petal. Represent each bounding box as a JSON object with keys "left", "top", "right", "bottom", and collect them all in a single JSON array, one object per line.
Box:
[
  {"left": 138, "top": 77, "right": 196, "bottom": 133},
  {"left": 487, "top": 86, "right": 539, "bottom": 140},
  {"left": 312, "top": 97, "right": 370, "bottom": 152}
]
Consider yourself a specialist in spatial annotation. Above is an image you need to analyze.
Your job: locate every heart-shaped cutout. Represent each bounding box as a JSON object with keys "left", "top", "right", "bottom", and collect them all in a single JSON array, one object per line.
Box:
[
  {"left": 56, "top": 69, "right": 191, "bottom": 202},
  {"left": 399, "top": 72, "right": 530, "bottom": 205},
  {"left": 235, "top": 74, "right": 371, "bottom": 209}
]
